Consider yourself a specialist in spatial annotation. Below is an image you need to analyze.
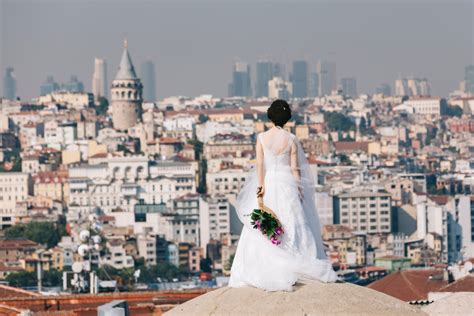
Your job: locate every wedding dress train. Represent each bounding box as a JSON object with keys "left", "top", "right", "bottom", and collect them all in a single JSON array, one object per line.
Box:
[{"left": 229, "top": 128, "right": 337, "bottom": 291}]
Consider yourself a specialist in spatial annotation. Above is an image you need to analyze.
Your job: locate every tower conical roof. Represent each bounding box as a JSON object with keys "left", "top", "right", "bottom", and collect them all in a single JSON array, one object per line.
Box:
[{"left": 115, "top": 39, "right": 137, "bottom": 80}]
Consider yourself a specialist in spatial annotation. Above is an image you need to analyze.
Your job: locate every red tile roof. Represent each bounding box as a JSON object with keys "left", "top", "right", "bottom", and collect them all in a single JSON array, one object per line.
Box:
[
  {"left": 33, "top": 171, "right": 69, "bottom": 184},
  {"left": 89, "top": 153, "right": 108, "bottom": 158},
  {"left": 323, "top": 225, "right": 352, "bottom": 234},
  {"left": 356, "top": 266, "right": 387, "bottom": 273},
  {"left": 159, "top": 137, "right": 181, "bottom": 144},
  {"left": 368, "top": 269, "right": 447, "bottom": 301},
  {"left": 437, "top": 275, "right": 474, "bottom": 292},
  {"left": 428, "top": 195, "right": 449, "bottom": 205},
  {"left": 0, "top": 239, "right": 39, "bottom": 250},
  {"left": 334, "top": 141, "right": 370, "bottom": 153},
  {"left": 0, "top": 284, "right": 40, "bottom": 298},
  {"left": 0, "top": 264, "right": 23, "bottom": 272}
]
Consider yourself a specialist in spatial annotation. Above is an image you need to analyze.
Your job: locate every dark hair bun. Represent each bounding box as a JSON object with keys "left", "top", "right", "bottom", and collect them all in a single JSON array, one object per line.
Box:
[{"left": 267, "top": 99, "right": 292, "bottom": 127}]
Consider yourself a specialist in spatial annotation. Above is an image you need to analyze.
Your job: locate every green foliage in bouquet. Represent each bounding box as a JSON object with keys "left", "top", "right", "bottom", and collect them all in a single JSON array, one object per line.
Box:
[{"left": 250, "top": 209, "right": 284, "bottom": 245}]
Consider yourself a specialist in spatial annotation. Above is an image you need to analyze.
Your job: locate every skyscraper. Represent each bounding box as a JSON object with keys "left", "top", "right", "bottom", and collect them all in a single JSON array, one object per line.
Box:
[
  {"left": 416, "top": 79, "right": 431, "bottom": 96},
  {"left": 375, "top": 83, "right": 391, "bottom": 96},
  {"left": 464, "top": 65, "right": 474, "bottom": 94},
  {"left": 317, "top": 61, "right": 336, "bottom": 96},
  {"left": 140, "top": 61, "right": 156, "bottom": 101},
  {"left": 291, "top": 60, "right": 308, "bottom": 98},
  {"left": 395, "top": 78, "right": 430, "bottom": 96},
  {"left": 229, "top": 62, "right": 251, "bottom": 97},
  {"left": 255, "top": 60, "right": 273, "bottom": 98},
  {"left": 340, "top": 77, "right": 357, "bottom": 98},
  {"left": 308, "top": 72, "right": 319, "bottom": 98},
  {"left": 395, "top": 78, "right": 410, "bottom": 96},
  {"left": 92, "top": 58, "right": 108, "bottom": 102},
  {"left": 63, "top": 75, "right": 84, "bottom": 93},
  {"left": 111, "top": 40, "right": 143, "bottom": 131},
  {"left": 40, "top": 76, "right": 60, "bottom": 96},
  {"left": 3, "top": 67, "right": 16, "bottom": 100},
  {"left": 272, "top": 63, "right": 286, "bottom": 80}
]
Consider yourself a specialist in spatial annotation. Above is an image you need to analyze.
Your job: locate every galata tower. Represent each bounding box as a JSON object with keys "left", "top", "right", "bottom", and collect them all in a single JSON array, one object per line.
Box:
[{"left": 111, "top": 39, "right": 143, "bottom": 131}]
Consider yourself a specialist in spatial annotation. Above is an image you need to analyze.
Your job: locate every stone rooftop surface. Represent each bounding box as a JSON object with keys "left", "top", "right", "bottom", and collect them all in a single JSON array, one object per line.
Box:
[
  {"left": 422, "top": 292, "right": 474, "bottom": 316},
  {"left": 165, "top": 280, "right": 427, "bottom": 316}
]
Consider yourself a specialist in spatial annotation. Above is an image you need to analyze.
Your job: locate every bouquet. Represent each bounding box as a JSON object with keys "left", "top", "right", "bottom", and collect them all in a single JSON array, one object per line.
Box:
[{"left": 249, "top": 189, "right": 284, "bottom": 245}]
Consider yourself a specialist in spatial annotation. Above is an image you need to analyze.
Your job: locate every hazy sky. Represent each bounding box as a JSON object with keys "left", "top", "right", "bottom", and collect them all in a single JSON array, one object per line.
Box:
[{"left": 0, "top": 0, "right": 473, "bottom": 100}]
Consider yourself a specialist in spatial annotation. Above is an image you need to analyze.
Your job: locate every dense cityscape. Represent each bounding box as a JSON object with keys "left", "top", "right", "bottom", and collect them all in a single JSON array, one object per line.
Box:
[{"left": 0, "top": 37, "right": 473, "bottom": 313}]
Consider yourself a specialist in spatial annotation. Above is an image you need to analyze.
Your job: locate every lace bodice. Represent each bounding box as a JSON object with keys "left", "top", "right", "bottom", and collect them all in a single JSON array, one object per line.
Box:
[{"left": 258, "top": 130, "right": 295, "bottom": 171}]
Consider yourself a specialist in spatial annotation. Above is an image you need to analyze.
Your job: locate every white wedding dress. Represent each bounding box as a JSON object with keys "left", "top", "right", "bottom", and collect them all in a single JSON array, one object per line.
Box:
[{"left": 229, "top": 128, "right": 337, "bottom": 291}]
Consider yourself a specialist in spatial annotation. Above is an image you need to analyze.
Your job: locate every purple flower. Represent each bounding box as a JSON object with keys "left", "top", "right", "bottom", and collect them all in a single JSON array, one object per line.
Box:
[{"left": 275, "top": 227, "right": 283, "bottom": 236}]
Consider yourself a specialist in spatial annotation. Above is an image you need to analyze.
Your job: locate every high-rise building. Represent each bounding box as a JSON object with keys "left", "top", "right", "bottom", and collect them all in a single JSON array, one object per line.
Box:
[
  {"left": 308, "top": 72, "right": 319, "bottom": 98},
  {"left": 63, "top": 75, "right": 84, "bottom": 93},
  {"left": 464, "top": 65, "right": 474, "bottom": 94},
  {"left": 340, "top": 77, "right": 357, "bottom": 98},
  {"left": 228, "top": 62, "right": 251, "bottom": 97},
  {"left": 3, "top": 67, "right": 16, "bottom": 100},
  {"left": 111, "top": 40, "right": 143, "bottom": 131},
  {"left": 417, "top": 79, "right": 431, "bottom": 96},
  {"left": 40, "top": 76, "right": 60, "bottom": 96},
  {"left": 317, "top": 60, "right": 336, "bottom": 97},
  {"left": 395, "top": 79, "right": 409, "bottom": 96},
  {"left": 268, "top": 77, "right": 293, "bottom": 100},
  {"left": 375, "top": 83, "right": 391, "bottom": 96},
  {"left": 92, "top": 58, "right": 108, "bottom": 102},
  {"left": 395, "top": 78, "right": 430, "bottom": 96},
  {"left": 255, "top": 60, "right": 273, "bottom": 98},
  {"left": 272, "top": 63, "right": 286, "bottom": 80},
  {"left": 290, "top": 60, "right": 308, "bottom": 98},
  {"left": 333, "top": 191, "right": 392, "bottom": 234},
  {"left": 140, "top": 61, "right": 156, "bottom": 101}
]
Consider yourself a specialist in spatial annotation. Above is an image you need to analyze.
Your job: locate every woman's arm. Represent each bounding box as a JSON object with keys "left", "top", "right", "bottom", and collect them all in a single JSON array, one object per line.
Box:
[
  {"left": 290, "top": 138, "right": 303, "bottom": 199},
  {"left": 290, "top": 141, "right": 300, "bottom": 182},
  {"left": 256, "top": 136, "right": 265, "bottom": 196}
]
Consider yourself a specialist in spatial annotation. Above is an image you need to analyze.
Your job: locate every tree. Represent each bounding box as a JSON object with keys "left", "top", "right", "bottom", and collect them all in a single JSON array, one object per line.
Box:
[
  {"left": 337, "top": 154, "right": 351, "bottom": 165},
  {"left": 359, "top": 117, "right": 367, "bottom": 135},
  {"left": 200, "top": 258, "right": 212, "bottom": 273},
  {"left": 198, "top": 114, "right": 208, "bottom": 123},
  {"left": 440, "top": 99, "right": 463, "bottom": 117},
  {"left": 323, "top": 111, "right": 355, "bottom": 132},
  {"left": 187, "top": 139, "right": 204, "bottom": 160},
  {"left": 225, "top": 254, "right": 235, "bottom": 271},
  {"left": 95, "top": 97, "right": 109, "bottom": 116},
  {"left": 4, "top": 221, "right": 68, "bottom": 248},
  {"left": 137, "top": 262, "right": 190, "bottom": 283},
  {"left": 6, "top": 271, "right": 36, "bottom": 287},
  {"left": 6, "top": 269, "right": 62, "bottom": 287},
  {"left": 425, "top": 127, "right": 438, "bottom": 146}
]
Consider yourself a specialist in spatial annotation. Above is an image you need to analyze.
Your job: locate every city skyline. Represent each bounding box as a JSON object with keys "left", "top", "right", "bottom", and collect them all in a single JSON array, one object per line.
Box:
[{"left": 0, "top": 0, "right": 473, "bottom": 100}]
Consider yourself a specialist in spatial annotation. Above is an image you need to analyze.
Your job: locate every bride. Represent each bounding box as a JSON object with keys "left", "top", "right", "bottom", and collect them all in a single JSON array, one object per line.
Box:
[{"left": 229, "top": 99, "right": 337, "bottom": 291}]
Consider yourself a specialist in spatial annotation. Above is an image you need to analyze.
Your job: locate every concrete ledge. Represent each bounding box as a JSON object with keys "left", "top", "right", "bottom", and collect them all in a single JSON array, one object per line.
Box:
[{"left": 165, "top": 280, "right": 427, "bottom": 316}]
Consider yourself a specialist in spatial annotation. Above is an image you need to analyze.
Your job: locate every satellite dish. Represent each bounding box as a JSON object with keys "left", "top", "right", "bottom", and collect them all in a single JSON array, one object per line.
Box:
[
  {"left": 464, "top": 261, "right": 473, "bottom": 272},
  {"left": 92, "top": 235, "right": 102, "bottom": 244},
  {"left": 83, "top": 261, "right": 91, "bottom": 272},
  {"left": 79, "top": 230, "right": 90, "bottom": 242},
  {"left": 72, "top": 262, "right": 83, "bottom": 273},
  {"left": 92, "top": 222, "right": 102, "bottom": 231},
  {"left": 77, "top": 244, "right": 89, "bottom": 257}
]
